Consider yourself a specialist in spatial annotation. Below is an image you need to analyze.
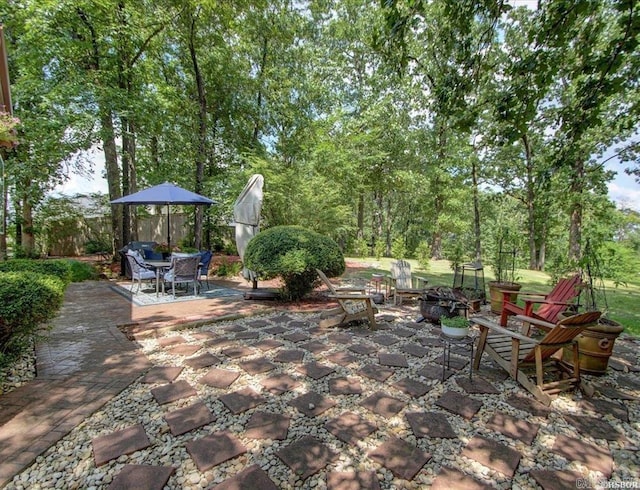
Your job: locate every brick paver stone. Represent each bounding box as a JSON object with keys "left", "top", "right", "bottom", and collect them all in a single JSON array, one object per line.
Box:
[
  {"left": 107, "top": 464, "right": 175, "bottom": 490},
  {"left": 551, "top": 434, "right": 613, "bottom": 477},
  {"left": 191, "top": 331, "right": 217, "bottom": 340},
  {"left": 245, "top": 411, "right": 290, "bottom": 440},
  {"left": 140, "top": 366, "right": 183, "bottom": 384},
  {"left": 430, "top": 467, "right": 493, "bottom": 490},
  {"left": 220, "top": 387, "right": 266, "bottom": 414},
  {"left": 360, "top": 392, "right": 406, "bottom": 417},
  {"left": 186, "top": 431, "right": 247, "bottom": 472},
  {"left": 328, "top": 333, "right": 353, "bottom": 343},
  {"left": 329, "top": 377, "right": 363, "bottom": 395},
  {"left": 248, "top": 319, "right": 269, "bottom": 328},
  {"left": 529, "top": 469, "right": 587, "bottom": 490},
  {"left": 594, "top": 384, "right": 637, "bottom": 401},
  {"left": 157, "top": 336, "right": 187, "bottom": 347},
  {"left": 298, "top": 362, "right": 335, "bottom": 380},
  {"left": 264, "top": 326, "right": 288, "bottom": 334},
  {"left": 261, "top": 373, "right": 300, "bottom": 395},
  {"left": 164, "top": 401, "right": 216, "bottom": 436},
  {"left": 167, "top": 344, "right": 201, "bottom": 357},
  {"left": 433, "top": 354, "right": 468, "bottom": 371},
  {"left": 283, "top": 332, "right": 311, "bottom": 342},
  {"left": 222, "top": 345, "right": 255, "bottom": 359},
  {"left": 272, "top": 314, "right": 294, "bottom": 324},
  {"left": 224, "top": 324, "right": 246, "bottom": 333},
  {"left": 151, "top": 380, "right": 198, "bottom": 405},
  {"left": 325, "top": 411, "right": 377, "bottom": 445},
  {"left": 617, "top": 375, "right": 640, "bottom": 390},
  {"left": 394, "top": 377, "right": 432, "bottom": 397},
  {"left": 211, "top": 464, "right": 278, "bottom": 490},
  {"left": 300, "top": 340, "right": 329, "bottom": 354},
  {"left": 485, "top": 412, "right": 539, "bottom": 445},
  {"left": 372, "top": 334, "right": 399, "bottom": 346},
  {"left": 205, "top": 337, "right": 234, "bottom": 349},
  {"left": 378, "top": 353, "right": 409, "bottom": 368},
  {"left": 416, "top": 337, "right": 443, "bottom": 347},
  {"left": 235, "top": 331, "right": 260, "bottom": 340},
  {"left": 462, "top": 436, "right": 521, "bottom": 478},
  {"left": 390, "top": 328, "right": 416, "bottom": 338},
  {"left": 506, "top": 393, "right": 552, "bottom": 418},
  {"left": 184, "top": 353, "right": 221, "bottom": 370},
  {"left": 326, "top": 471, "right": 381, "bottom": 490},
  {"left": 288, "top": 320, "right": 309, "bottom": 329},
  {"left": 456, "top": 376, "right": 499, "bottom": 394},
  {"left": 198, "top": 368, "right": 240, "bottom": 388},
  {"left": 276, "top": 436, "right": 338, "bottom": 480},
  {"left": 326, "top": 351, "right": 359, "bottom": 366},
  {"left": 274, "top": 349, "right": 306, "bottom": 363},
  {"left": 253, "top": 339, "right": 284, "bottom": 351},
  {"left": 436, "top": 391, "right": 483, "bottom": 420},
  {"left": 368, "top": 437, "right": 431, "bottom": 480},
  {"left": 416, "top": 364, "right": 454, "bottom": 381},
  {"left": 239, "top": 357, "right": 276, "bottom": 375},
  {"left": 289, "top": 391, "right": 337, "bottom": 417},
  {"left": 563, "top": 414, "right": 627, "bottom": 442},
  {"left": 349, "top": 343, "right": 378, "bottom": 356},
  {"left": 405, "top": 412, "right": 456, "bottom": 439},
  {"left": 577, "top": 398, "right": 628, "bottom": 422},
  {"left": 401, "top": 344, "right": 429, "bottom": 358},
  {"left": 92, "top": 424, "right": 151, "bottom": 466}
]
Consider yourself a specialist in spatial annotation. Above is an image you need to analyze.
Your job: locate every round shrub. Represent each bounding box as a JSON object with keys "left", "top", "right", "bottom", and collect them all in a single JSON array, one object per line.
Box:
[
  {"left": 0, "top": 259, "right": 72, "bottom": 284},
  {"left": 0, "top": 271, "right": 66, "bottom": 358},
  {"left": 244, "top": 225, "right": 345, "bottom": 300}
]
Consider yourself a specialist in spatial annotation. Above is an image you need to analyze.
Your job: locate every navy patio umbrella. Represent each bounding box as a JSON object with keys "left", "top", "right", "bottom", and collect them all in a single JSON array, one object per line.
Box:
[{"left": 111, "top": 182, "right": 216, "bottom": 251}]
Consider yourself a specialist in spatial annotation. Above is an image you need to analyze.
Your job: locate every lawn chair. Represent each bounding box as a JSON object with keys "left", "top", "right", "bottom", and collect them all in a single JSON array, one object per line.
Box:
[
  {"left": 163, "top": 254, "right": 200, "bottom": 298},
  {"left": 386, "top": 259, "right": 428, "bottom": 305},
  {"left": 473, "top": 311, "right": 601, "bottom": 406},
  {"left": 499, "top": 274, "right": 583, "bottom": 326},
  {"left": 316, "top": 269, "right": 378, "bottom": 330},
  {"left": 125, "top": 249, "right": 157, "bottom": 293}
]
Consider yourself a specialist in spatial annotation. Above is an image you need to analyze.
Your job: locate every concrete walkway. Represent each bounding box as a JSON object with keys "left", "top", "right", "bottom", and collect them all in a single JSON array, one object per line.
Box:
[{"left": 0, "top": 280, "right": 274, "bottom": 488}]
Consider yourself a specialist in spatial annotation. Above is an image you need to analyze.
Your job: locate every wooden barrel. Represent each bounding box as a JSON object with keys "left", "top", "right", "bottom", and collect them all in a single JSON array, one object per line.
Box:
[
  {"left": 488, "top": 281, "right": 521, "bottom": 315},
  {"left": 562, "top": 319, "right": 624, "bottom": 375}
]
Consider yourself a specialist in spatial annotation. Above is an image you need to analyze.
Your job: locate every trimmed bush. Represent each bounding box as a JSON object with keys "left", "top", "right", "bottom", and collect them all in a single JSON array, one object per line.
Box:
[
  {"left": 244, "top": 225, "right": 345, "bottom": 300},
  {"left": 0, "top": 259, "right": 72, "bottom": 284},
  {"left": 0, "top": 271, "right": 66, "bottom": 371}
]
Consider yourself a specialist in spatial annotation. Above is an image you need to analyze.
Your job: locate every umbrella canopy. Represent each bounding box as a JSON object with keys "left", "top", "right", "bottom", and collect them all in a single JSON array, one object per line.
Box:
[
  {"left": 111, "top": 182, "right": 216, "bottom": 251},
  {"left": 233, "top": 174, "right": 264, "bottom": 284}
]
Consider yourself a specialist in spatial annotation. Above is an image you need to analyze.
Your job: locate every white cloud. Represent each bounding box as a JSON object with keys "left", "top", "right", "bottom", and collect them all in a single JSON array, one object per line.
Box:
[{"left": 51, "top": 147, "right": 108, "bottom": 196}]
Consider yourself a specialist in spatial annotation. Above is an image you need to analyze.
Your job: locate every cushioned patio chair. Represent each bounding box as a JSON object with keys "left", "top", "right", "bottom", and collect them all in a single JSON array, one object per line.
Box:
[
  {"left": 385, "top": 259, "right": 428, "bottom": 305},
  {"left": 125, "top": 249, "right": 157, "bottom": 293},
  {"left": 473, "top": 310, "right": 601, "bottom": 406},
  {"left": 499, "top": 274, "right": 583, "bottom": 327},
  {"left": 163, "top": 254, "right": 200, "bottom": 298},
  {"left": 316, "top": 269, "right": 378, "bottom": 330},
  {"left": 198, "top": 250, "right": 213, "bottom": 289}
]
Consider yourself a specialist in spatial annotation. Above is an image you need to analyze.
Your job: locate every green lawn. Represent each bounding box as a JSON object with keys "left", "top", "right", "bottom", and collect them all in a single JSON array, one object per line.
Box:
[{"left": 344, "top": 257, "right": 640, "bottom": 337}]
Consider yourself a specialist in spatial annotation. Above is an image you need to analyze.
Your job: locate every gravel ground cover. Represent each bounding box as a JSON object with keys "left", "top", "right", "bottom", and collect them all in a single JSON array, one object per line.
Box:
[{"left": 5, "top": 307, "right": 640, "bottom": 490}]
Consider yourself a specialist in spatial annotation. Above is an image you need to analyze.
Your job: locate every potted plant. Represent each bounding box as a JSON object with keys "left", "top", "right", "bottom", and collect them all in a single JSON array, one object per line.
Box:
[
  {"left": 488, "top": 233, "right": 522, "bottom": 314},
  {"left": 0, "top": 111, "right": 20, "bottom": 148},
  {"left": 440, "top": 314, "right": 470, "bottom": 339}
]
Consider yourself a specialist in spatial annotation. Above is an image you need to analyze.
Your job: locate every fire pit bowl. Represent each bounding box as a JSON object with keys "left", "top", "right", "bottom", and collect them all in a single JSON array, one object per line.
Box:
[{"left": 419, "top": 287, "right": 469, "bottom": 324}]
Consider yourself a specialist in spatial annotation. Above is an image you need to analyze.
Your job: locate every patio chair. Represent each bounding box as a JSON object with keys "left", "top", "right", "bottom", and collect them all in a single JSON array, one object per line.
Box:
[
  {"left": 125, "top": 249, "right": 157, "bottom": 293},
  {"left": 316, "top": 269, "right": 378, "bottom": 330},
  {"left": 472, "top": 310, "right": 601, "bottom": 406},
  {"left": 386, "top": 259, "right": 428, "bottom": 305},
  {"left": 499, "top": 274, "right": 583, "bottom": 327},
  {"left": 198, "top": 250, "right": 213, "bottom": 289},
  {"left": 163, "top": 254, "right": 201, "bottom": 298}
]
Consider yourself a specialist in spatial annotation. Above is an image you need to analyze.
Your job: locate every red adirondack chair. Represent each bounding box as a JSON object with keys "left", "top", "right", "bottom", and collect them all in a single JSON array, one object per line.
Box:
[{"left": 499, "top": 274, "right": 583, "bottom": 327}]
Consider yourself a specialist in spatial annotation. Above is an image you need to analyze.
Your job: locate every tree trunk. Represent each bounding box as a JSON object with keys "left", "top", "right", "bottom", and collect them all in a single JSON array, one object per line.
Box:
[
  {"left": 102, "top": 109, "right": 122, "bottom": 256},
  {"left": 357, "top": 193, "right": 364, "bottom": 241},
  {"left": 189, "top": 9, "right": 207, "bottom": 250},
  {"left": 522, "top": 134, "right": 538, "bottom": 269},
  {"left": 21, "top": 196, "right": 35, "bottom": 257},
  {"left": 471, "top": 156, "right": 481, "bottom": 261},
  {"left": 568, "top": 157, "right": 584, "bottom": 262}
]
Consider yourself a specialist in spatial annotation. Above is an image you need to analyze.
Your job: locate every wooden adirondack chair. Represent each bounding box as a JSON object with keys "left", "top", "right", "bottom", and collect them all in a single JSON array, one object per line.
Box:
[
  {"left": 499, "top": 274, "right": 583, "bottom": 327},
  {"left": 386, "top": 260, "right": 428, "bottom": 305},
  {"left": 316, "top": 269, "right": 377, "bottom": 330},
  {"left": 473, "top": 311, "right": 601, "bottom": 406}
]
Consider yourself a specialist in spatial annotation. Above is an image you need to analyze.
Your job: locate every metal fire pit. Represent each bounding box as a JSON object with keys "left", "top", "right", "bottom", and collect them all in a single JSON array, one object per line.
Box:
[{"left": 418, "top": 287, "right": 469, "bottom": 324}]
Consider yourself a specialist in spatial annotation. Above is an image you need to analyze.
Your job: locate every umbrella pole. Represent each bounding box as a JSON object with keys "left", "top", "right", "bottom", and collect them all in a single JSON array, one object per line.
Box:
[{"left": 166, "top": 204, "right": 170, "bottom": 252}]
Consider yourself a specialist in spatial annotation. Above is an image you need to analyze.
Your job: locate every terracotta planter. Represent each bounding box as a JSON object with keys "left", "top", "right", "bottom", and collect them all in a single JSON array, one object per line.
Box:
[
  {"left": 562, "top": 317, "right": 624, "bottom": 375},
  {"left": 488, "top": 281, "right": 522, "bottom": 315}
]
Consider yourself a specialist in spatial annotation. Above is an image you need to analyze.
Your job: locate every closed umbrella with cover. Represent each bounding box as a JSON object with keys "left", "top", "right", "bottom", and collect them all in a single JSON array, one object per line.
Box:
[{"left": 233, "top": 174, "right": 264, "bottom": 286}]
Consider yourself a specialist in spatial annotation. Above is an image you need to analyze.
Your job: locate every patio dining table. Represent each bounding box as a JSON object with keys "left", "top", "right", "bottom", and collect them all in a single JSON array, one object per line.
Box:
[{"left": 145, "top": 260, "right": 172, "bottom": 296}]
